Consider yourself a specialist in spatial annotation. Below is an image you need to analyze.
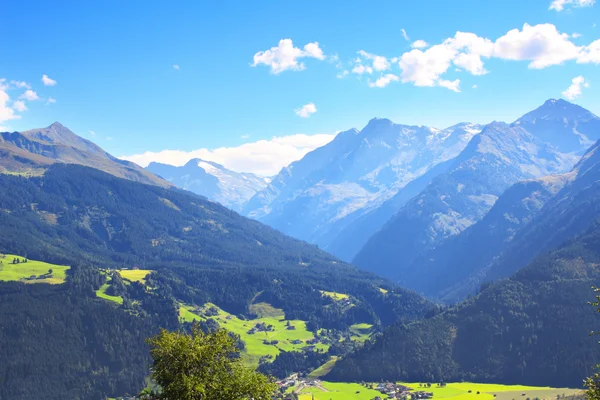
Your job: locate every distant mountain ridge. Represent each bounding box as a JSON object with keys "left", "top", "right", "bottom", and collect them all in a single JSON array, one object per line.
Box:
[
  {"left": 147, "top": 158, "right": 269, "bottom": 211},
  {"left": 242, "top": 120, "right": 482, "bottom": 256},
  {"left": 354, "top": 100, "right": 592, "bottom": 285},
  {"left": 0, "top": 122, "right": 169, "bottom": 187}
]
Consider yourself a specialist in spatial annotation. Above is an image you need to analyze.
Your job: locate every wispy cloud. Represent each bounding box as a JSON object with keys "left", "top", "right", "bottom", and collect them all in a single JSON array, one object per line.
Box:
[
  {"left": 549, "top": 0, "right": 595, "bottom": 12},
  {"left": 173, "top": 64, "right": 180, "bottom": 70},
  {"left": 401, "top": 29, "right": 410, "bottom": 41}
]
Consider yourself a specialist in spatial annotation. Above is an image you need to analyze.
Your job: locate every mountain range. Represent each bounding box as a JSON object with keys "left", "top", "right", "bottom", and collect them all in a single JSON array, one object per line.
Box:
[
  {"left": 2, "top": 99, "right": 600, "bottom": 398},
  {"left": 242, "top": 121, "right": 483, "bottom": 260},
  {"left": 147, "top": 159, "right": 269, "bottom": 211},
  {"left": 355, "top": 99, "right": 598, "bottom": 293}
]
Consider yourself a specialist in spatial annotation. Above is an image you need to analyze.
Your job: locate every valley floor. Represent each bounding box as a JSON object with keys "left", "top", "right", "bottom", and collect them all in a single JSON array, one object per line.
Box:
[{"left": 290, "top": 381, "right": 583, "bottom": 400}]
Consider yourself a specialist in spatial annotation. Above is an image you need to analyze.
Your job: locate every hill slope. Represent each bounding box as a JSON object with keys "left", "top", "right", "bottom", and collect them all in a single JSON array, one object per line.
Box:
[{"left": 327, "top": 222, "right": 600, "bottom": 387}]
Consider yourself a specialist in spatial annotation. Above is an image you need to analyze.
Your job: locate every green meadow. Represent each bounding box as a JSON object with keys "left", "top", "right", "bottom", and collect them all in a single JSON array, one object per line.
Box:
[
  {"left": 0, "top": 254, "right": 69, "bottom": 284},
  {"left": 179, "top": 303, "right": 329, "bottom": 366},
  {"left": 95, "top": 269, "right": 152, "bottom": 304},
  {"left": 296, "top": 382, "right": 583, "bottom": 400}
]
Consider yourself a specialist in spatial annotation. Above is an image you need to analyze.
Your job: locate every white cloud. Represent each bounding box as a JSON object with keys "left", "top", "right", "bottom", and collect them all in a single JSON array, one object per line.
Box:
[
  {"left": 438, "top": 79, "right": 461, "bottom": 92},
  {"left": 295, "top": 103, "right": 317, "bottom": 118},
  {"left": 46, "top": 97, "right": 56, "bottom": 105},
  {"left": 391, "top": 23, "right": 600, "bottom": 91},
  {"left": 120, "top": 132, "right": 338, "bottom": 176},
  {"left": 19, "top": 90, "right": 39, "bottom": 101},
  {"left": 173, "top": 64, "right": 180, "bottom": 70},
  {"left": 472, "top": 84, "right": 478, "bottom": 89},
  {"left": 10, "top": 80, "right": 30, "bottom": 89},
  {"left": 89, "top": 130, "right": 96, "bottom": 136},
  {"left": 12, "top": 100, "right": 27, "bottom": 112},
  {"left": 411, "top": 40, "right": 429, "bottom": 49},
  {"left": 562, "top": 75, "right": 589, "bottom": 99},
  {"left": 0, "top": 90, "right": 21, "bottom": 126},
  {"left": 336, "top": 70, "right": 350, "bottom": 78},
  {"left": 549, "top": 0, "right": 595, "bottom": 11},
  {"left": 579, "top": 39, "right": 600, "bottom": 63},
  {"left": 401, "top": 29, "right": 410, "bottom": 41},
  {"left": 351, "top": 64, "right": 373, "bottom": 75},
  {"left": 241, "top": 134, "right": 250, "bottom": 139},
  {"left": 357, "top": 50, "right": 390, "bottom": 71},
  {"left": 493, "top": 23, "right": 581, "bottom": 68},
  {"left": 572, "top": 32, "right": 582, "bottom": 38},
  {"left": 252, "top": 39, "right": 326, "bottom": 74},
  {"left": 41, "top": 74, "right": 57, "bottom": 86},
  {"left": 368, "top": 74, "right": 399, "bottom": 88}
]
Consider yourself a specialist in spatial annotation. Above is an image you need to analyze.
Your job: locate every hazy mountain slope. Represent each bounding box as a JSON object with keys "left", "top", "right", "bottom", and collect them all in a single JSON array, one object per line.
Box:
[
  {"left": 354, "top": 119, "right": 575, "bottom": 281},
  {"left": 323, "top": 158, "right": 457, "bottom": 261},
  {"left": 515, "top": 98, "right": 600, "bottom": 153},
  {"left": 244, "top": 121, "right": 481, "bottom": 249},
  {"left": 147, "top": 159, "right": 268, "bottom": 211},
  {"left": 0, "top": 122, "right": 168, "bottom": 187},
  {"left": 483, "top": 138, "right": 600, "bottom": 283},
  {"left": 427, "top": 138, "right": 600, "bottom": 303},
  {"left": 327, "top": 221, "right": 600, "bottom": 387},
  {"left": 408, "top": 173, "right": 570, "bottom": 302}
]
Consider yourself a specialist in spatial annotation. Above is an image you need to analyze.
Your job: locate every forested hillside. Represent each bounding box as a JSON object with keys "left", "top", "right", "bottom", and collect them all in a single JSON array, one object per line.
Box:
[
  {"left": 0, "top": 163, "right": 434, "bottom": 399},
  {"left": 327, "top": 222, "right": 600, "bottom": 387},
  {"left": 0, "top": 266, "right": 178, "bottom": 400}
]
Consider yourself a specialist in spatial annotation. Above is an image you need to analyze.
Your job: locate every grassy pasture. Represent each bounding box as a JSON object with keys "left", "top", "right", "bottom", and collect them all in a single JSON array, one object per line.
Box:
[
  {"left": 320, "top": 290, "right": 349, "bottom": 301},
  {"left": 95, "top": 282, "right": 123, "bottom": 305},
  {"left": 118, "top": 269, "right": 151, "bottom": 283},
  {"left": 0, "top": 254, "right": 69, "bottom": 284},
  {"left": 296, "top": 382, "right": 583, "bottom": 400},
  {"left": 349, "top": 323, "right": 374, "bottom": 342},
  {"left": 179, "top": 303, "right": 328, "bottom": 366}
]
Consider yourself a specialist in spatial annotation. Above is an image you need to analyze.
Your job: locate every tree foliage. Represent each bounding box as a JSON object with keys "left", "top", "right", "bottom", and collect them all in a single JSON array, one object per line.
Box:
[{"left": 148, "top": 327, "right": 276, "bottom": 400}]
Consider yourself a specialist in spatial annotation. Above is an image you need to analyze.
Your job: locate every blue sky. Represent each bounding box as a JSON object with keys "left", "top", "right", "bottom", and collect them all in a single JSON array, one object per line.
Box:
[{"left": 1, "top": 0, "right": 599, "bottom": 175}]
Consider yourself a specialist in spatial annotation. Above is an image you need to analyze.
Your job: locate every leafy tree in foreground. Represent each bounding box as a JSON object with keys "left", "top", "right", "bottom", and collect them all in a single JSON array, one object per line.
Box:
[
  {"left": 147, "top": 326, "right": 276, "bottom": 400},
  {"left": 586, "top": 287, "right": 600, "bottom": 400}
]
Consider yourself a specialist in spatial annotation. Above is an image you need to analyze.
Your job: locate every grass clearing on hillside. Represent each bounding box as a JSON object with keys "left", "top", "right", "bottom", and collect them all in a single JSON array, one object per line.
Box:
[
  {"left": 249, "top": 302, "right": 285, "bottom": 318},
  {"left": 179, "top": 303, "right": 328, "bottom": 366},
  {"left": 0, "top": 254, "right": 69, "bottom": 284},
  {"left": 308, "top": 356, "right": 338, "bottom": 378},
  {"left": 296, "top": 382, "right": 583, "bottom": 400},
  {"left": 320, "top": 290, "right": 349, "bottom": 301},
  {"left": 118, "top": 269, "right": 151, "bottom": 283},
  {"left": 349, "top": 323, "right": 373, "bottom": 342},
  {"left": 96, "top": 282, "right": 123, "bottom": 305}
]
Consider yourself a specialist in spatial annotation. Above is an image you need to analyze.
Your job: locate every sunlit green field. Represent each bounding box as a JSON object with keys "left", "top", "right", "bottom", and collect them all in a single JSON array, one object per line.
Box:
[
  {"left": 0, "top": 254, "right": 69, "bottom": 284},
  {"left": 349, "top": 323, "right": 373, "bottom": 342},
  {"left": 95, "top": 282, "right": 123, "bottom": 304},
  {"left": 320, "top": 290, "right": 349, "bottom": 300},
  {"left": 118, "top": 269, "right": 151, "bottom": 283},
  {"left": 296, "top": 381, "right": 583, "bottom": 400},
  {"left": 179, "top": 303, "right": 328, "bottom": 365}
]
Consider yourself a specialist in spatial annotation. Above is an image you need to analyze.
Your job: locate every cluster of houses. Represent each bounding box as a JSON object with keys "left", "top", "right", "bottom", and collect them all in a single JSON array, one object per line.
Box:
[{"left": 247, "top": 322, "right": 275, "bottom": 335}]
